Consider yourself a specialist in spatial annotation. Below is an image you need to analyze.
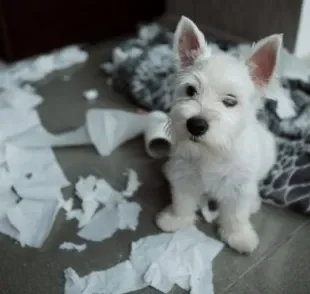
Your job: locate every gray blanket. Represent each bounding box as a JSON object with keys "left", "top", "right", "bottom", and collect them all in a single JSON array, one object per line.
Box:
[{"left": 101, "top": 23, "right": 310, "bottom": 215}]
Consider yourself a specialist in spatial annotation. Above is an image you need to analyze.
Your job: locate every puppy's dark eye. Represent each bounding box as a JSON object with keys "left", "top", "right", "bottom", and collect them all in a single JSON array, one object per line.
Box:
[
  {"left": 223, "top": 95, "right": 237, "bottom": 107},
  {"left": 186, "top": 85, "right": 197, "bottom": 97}
]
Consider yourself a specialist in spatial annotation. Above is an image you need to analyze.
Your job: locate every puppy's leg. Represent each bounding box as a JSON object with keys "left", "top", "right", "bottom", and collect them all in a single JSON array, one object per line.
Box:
[
  {"left": 156, "top": 178, "right": 199, "bottom": 232},
  {"left": 219, "top": 183, "right": 259, "bottom": 254},
  {"left": 251, "top": 189, "right": 262, "bottom": 215}
]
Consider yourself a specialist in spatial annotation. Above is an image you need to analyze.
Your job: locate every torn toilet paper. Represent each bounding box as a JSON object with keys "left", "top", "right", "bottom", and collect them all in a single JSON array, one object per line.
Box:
[
  {"left": 73, "top": 172, "right": 141, "bottom": 241},
  {"left": 0, "top": 144, "right": 71, "bottom": 247},
  {"left": 5, "top": 144, "right": 70, "bottom": 200},
  {"left": 86, "top": 109, "right": 148, "bottom": 156},
  {"left": 83, "top": 89, "right": 99, "bottom": 101},
  {"left": 0, "top": 109, "right": 40, "bottom": 142},
  {"left": 0, "top": 44, "right": 89, "bottom": 248},
  {"left": 64, "top": 227, "right": 224, "bottom": 294},
  {"left": 64, "top": 261, "right": 146, "bottom": 294},
  {"left": 85, "top": 109, "right": 171, "bottom": 158},
  {"left": 0, "top": 190, "right": 19, "bottom": 219},
  {"left": 59, "top": 242, "right": 87, "bottom": 252},
  {"left": 0, "top": 87, "right": 43, "bottom": 110},
  {"left": 9, "top": 125, "right": 91, "bottom": 148},
  {"left": 0, "top": 199, "right": 61, "bottom": 248},
  {"left": 1, "top": 45, "right": 88, "bottom": 86},
  {"left": 4, "top": 108, "right": 171, "bottom": 161},
  {"left": 122, "top": 169, "right": 141, "bottom": 197}
]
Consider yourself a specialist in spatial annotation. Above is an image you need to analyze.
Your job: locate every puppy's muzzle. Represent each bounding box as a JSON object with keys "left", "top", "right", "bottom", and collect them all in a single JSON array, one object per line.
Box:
[{"left": 186, "top": 116, "right": 208, "bottom": 137}]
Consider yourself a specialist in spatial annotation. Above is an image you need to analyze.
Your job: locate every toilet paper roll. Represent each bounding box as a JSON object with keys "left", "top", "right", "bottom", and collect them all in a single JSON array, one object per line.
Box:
[{"left": 144, "top": 111, "right": 172, "bottom": 158}]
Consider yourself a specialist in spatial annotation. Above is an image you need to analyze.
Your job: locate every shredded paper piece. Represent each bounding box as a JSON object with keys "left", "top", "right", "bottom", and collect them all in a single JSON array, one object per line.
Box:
[
  {"left": 10, "top": 125, "right": 91, "bottom": 148},
  {"left": 74, "top": 173, "right": 142, "bottom": 241},
  {"left": 0, "top": 87, "right": 43, "bottom": 110},
  {"left": 83, "top": 89, "right": 99, "bottom": 101},
  {"left": 122, "top": 169, "right": 141, "bottom": 197},
  {"left": 86, "top": 109, "right": 148, "bottom": 156},
  {"left": 0, "top": 44, "right": 88, "bottom": 248},
  {"left": 0, "top": 45, "right": 88, "bottom": 86},
  {"left": 59, "top": 242, "right": 87, "bottom": 252},
  {"left": 64, "top": 227, "right": 224, "bottom": 294}
]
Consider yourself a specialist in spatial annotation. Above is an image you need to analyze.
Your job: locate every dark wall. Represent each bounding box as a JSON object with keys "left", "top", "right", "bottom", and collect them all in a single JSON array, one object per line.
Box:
[
  {"left": 166, "top": 0, "right": 303, "bottom": 52},
  {"left": 0, "top": 0, "right": 165, "bottom": 61}
]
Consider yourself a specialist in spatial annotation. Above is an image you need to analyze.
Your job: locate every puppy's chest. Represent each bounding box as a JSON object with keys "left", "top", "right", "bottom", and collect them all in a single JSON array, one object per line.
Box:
[{"left": 199, "top": 158, "right": 241, "bottom": 193}]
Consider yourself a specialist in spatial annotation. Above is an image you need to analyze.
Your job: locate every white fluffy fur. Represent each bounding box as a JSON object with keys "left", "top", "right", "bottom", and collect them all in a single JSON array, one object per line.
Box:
[{"left": 156, "top": 16, "right": 280, "bottom": 254}]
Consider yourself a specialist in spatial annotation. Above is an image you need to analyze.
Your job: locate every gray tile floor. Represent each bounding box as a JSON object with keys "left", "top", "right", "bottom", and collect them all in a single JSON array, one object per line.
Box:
[{"left": 0, "top": 42, "right": 309, "bottom": 294}]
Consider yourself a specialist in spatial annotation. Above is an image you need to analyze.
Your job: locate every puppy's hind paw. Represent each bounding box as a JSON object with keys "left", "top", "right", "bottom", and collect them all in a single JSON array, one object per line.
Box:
[
  {"left": 156, "top": 206, "right": 196, "bottom": 232},
  {"left": 220, "top": 224, "right": 259, "bottom": 254}
]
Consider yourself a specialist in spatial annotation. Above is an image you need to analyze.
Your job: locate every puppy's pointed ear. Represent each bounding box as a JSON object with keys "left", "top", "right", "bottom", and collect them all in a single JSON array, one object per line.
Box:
[
  {"left": 173, "top": 16, "right": 207, "bottom": 68},
  {"left": 248, "top": 34, "right": 283, "bottom": 88}
]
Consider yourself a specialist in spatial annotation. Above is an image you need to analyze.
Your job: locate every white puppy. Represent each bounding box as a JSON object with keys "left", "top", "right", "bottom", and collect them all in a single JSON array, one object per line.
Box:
[{"left": 156, "top": 16, "right": 279, "bottom": 254}]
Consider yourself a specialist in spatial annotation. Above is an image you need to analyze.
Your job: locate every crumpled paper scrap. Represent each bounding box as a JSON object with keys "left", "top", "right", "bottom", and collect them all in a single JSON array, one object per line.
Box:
[
  {"left": 122, "top": 169, "right": 141, "bottom": 197},
  {"left": 0, "top": 199, "right": 61, "bottom": 248},
  {"left": 73, "top": 175, "right": 120, "bottom": 228},
  {"left": 0, "top": 144, "right": 71, "bottom": 247},
  {"left": 86, "top": 109, "right": 171, "bottom": 158},
  {"left": 0, "top": 44, "right": 89, "bottom": 248},
  {"left": 72, "top": 171, "right": 141, "bottom": 241},
  {"left": 59, "top": 242, "right": 87, "bottom": 252},
  {"left": 0, "top": 87, "right": 43, "bottom": 110},
  {"left": 0, "top": 45, "right": 88, "bottom": 86},
  {"left": 64, "top": 261, "right": 146, "bottom": 294},
  {"left": 9, "top": 125, "right": 91, "bottom": 148},
  {"left": 86, "top": 109, "right": 148, "bottom": 156},
  {"left": 0, "top": 190, "right": 19, "bottom": 219},
  {"left": 64, "top": 227, "right": 224, "bottom": 294},
  {"left": 0, "top": 109, "right": 40, "bottom": 142},
  {"left": 5, "top": 144, "right": 70, "bottom": 201},
  {"left": 3, "top": 108, "right": 171, "bottom": 161}
]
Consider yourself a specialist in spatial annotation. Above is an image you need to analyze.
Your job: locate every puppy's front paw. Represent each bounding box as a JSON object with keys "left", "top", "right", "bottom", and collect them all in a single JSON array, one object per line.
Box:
[
  {"left": 220, "top": 224, "right": 259, "bottom": 254},
  {"left": 156, "top": 206, "right": 196, "bottom": 232}
]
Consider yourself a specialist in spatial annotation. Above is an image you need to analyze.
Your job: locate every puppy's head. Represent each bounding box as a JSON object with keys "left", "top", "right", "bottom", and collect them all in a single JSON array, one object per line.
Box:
[{"left": 169, "top": 16, "right": 282, "bottom": 155}]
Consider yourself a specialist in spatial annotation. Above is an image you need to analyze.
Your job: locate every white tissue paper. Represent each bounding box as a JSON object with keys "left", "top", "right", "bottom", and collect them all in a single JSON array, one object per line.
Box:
[
  {"left": 64, "top": 227, "right": 224, "bottom": 294},
  {"left": 59, "top": 242, "right": 87, "bottom": 252},
  {"left": 83, "top": 89, "right": 99, "bottom": 101},
  {"left": 0, "top": 190, "right": 19, "bottom": 219},
  {"left": 0, "top": 109, "right": 40, "bottom": 142},
  {"left": 74, "top": 173, "right": 141, "bottom": 241},
  {"left": 0, "top": 44, "right": 89, "bottom": 248},
  {"left": 5, "top": 109, "right": 172, "bottom": 159},
  {"left": 74, "top": 175, "right": 120, "bottom": 228},
  {"left": 0, "top": 144, "right": 71, "bottom": 247},
  {"left": 78, "top": 205, "right": 120, "bottom": 241},
  {"left": 1, "top": 45, "right": 88, "bottom": 85},
  {"left": 144, "top": 111, "right": 171, "bottom": 158},
  {"left": 86, "top": 109, "right": 148, "bottom": 156},
  {"left": 9, "top": 125, "right": 91, "bottom": 148},
  {"left": 64, "top": 261, "right": 146, "bottom": 294},
  {"left": 122, "top": 169, "right": 141, "bottom": 197},
  {"left": 1, "top": 199, "right": 61, "bottom": 248},
  {"left": 0, "top": 87, "right": 43, "bottom": 110},
  {"left": 5, "top": 144, "right": 70, "bottom": 200}
]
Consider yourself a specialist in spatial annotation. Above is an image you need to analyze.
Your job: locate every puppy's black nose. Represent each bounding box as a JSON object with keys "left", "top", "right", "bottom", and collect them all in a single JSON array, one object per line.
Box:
[{"left": 186, "top": 116, "right": 208, "bottom": 136}]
